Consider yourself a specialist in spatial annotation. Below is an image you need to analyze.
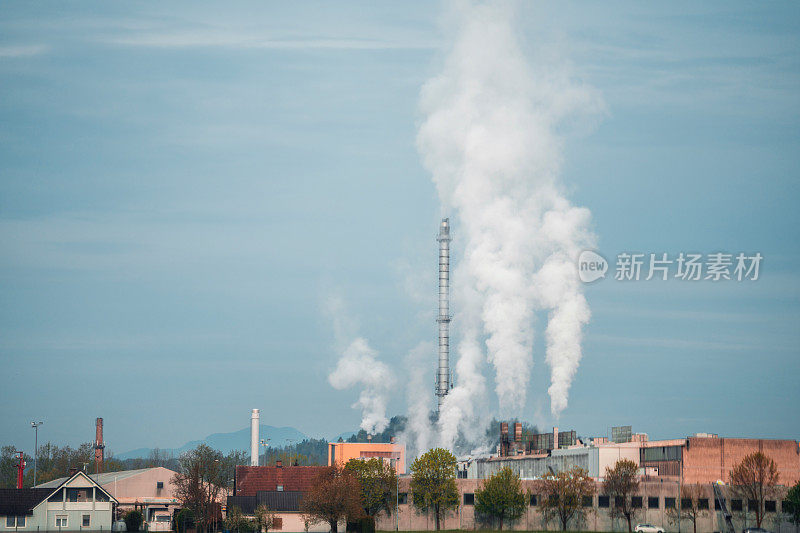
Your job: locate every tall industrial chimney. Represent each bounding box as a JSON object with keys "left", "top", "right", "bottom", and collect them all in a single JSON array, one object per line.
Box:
[
  {"left": 94, "top": 418, "right": 105, "bottom": 474},
  {"left": 436, "top": 218, "right": 452, "bottom": 412},
  {"left": 250, "top": 409, "right": 259, "bottom": 466}
]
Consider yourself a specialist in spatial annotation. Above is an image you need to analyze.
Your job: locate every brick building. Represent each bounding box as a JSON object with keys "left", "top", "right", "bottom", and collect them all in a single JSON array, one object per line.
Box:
[{"left": 229, "top": 463, "right": 331, "bottom": 532}]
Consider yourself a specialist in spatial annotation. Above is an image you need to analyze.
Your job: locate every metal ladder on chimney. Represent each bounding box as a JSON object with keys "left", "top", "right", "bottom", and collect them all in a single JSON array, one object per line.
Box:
[{"left": 712, "top": 483, "right": 735, "bottom": 533}]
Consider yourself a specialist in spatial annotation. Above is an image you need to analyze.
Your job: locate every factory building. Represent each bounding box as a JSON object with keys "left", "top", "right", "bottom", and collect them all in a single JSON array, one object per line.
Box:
[
  {"left": 327, "top": 441, "right": 406, "bottom": 474},
  {"left": 374, "top": 476, "right": 798, "bottom": 533},
  {"left": 472, "top": 423, "right": 800, "bottom": 486}
]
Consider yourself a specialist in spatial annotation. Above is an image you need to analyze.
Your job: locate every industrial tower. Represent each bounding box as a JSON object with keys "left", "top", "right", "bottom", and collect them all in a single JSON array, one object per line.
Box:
[{"left": 436, "top": 218, "right": 452, "bottom": 411}]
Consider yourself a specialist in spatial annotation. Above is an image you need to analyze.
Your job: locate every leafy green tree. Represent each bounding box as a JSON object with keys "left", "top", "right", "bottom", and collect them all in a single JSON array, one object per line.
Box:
[
  {"left": 300, "top": 464, "right": 364, "bottom": 533},
  {"left": 124, "top": 510, "right": 143, "bottom": 532},
  {"left": 538, "top": 466, "right": 595, "bottom": 531},
  {"left": 1, "top": 446, "right": 33, "bottom": 488},
  {"left": 254, "top": 504, "right": 276, "bottom": 532},
  {"left": 786, "top": 481, "right": 800, "bottom": 532},
  {"left": 171, "top": 444, "right": 228, "bottom": 532},
  {"left": 344, "top": 458, "right": 398, "bottom": 519},
  {"left": 409, "top": 448, "right": 459, "bottom": 531},
  {"left": 175, "top": 509, "right": 195, "bottom": 533},
  {"left": 224, "top": 506, "right": 255, "bottom": 533},
  {"left": 730, "top": 451, "right": 779, "bottom": 528},
  {"left": 603, "top": 459, "right": 640, "bottom": 533},
  {"left": 474, "top": 467, "right": 526, "bottom": 530}
]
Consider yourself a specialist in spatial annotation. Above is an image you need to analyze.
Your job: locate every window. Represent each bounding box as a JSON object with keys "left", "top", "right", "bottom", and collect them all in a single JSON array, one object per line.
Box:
[
  {"left": 598, "top": 496, "right": 610, "bottom": 508},
  {"left": 665, "top": 497, "right": 676, "bottom": 509},
  {"left": 48, "top": 489, "right": 64, "bottom": 502},
  {"left": 632, "top": 497, "right": 643, "bottom": 509},
  {"left": 56, "top": 515, "right": 68, "bottom": 528},
  {"left": 96, "top": 490, "right": 110, "bottom": 502},
  {"left": 277, "top": 485, "right": 283, "bottom": 492},
  {"left": 156, "top": 516, "right": 171, "bottom": 523},
  {"left": 765, "top": 500, "right": 776, "bottom": 513},
  {"left": 681, "top": 498, "right": 692, "bottom": 510},
  {"left": 648, "top": 497, "right": 660, "bottom": 509},
  {"left": 748, "top": 500, "right": 758, "bottom": 511},
  {"left": 615, "top": 497, "right": 624, "bottom": 508},
  {"left": 398, "top": 492, "right": 408, "bottom": 505},
  {"left": 83, "top": 515, "right": 91, "bottom": 527},
  {"left": 783, "top": 500, "right": 793, "bottom": 513},
  {"left": 463, "top": 493, "right": 474, "bottom": 505},
  {"left": 529, "top": 494, "right": 537, "bottom": 507},
  {"left": 698, "top": 499, "right": 709, "bottom": 510},
  {"left": 582, "top": 496, "right": 593, "bottom": 508},
  {"left": 272, "top": 517, "right": 283, "bottom": 531},
  {"left": 731, "top": 499, "right": 742, "bottom": 512},
  {"left": 715, "top": 498, "right": 721, "bottom": 510},
  {"left": 6, "top": 516, "right": 25, "bottom": 528}
]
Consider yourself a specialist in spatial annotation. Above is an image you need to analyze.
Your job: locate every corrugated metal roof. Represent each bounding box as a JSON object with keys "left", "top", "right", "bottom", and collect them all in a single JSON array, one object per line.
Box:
[
  {"left": 36, "top": 467, "right": 174, "bottom": 489},
  {"left": 227, "top": 491, "right": 304, "bottom": 514}
]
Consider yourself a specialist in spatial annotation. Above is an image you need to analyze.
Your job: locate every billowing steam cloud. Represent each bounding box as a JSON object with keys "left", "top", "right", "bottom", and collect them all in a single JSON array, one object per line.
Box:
[
  {"left": 329, "top": 337, "right": 394, "bottom": 434},
  {"left": 418, "top": 0, "right": 602, "bottom": 444},
  {"left": 325, "top": 295, "right": 394, "bottom": 434}
]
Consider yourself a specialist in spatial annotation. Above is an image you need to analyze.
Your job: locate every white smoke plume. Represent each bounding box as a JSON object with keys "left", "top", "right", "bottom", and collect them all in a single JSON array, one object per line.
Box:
[
  {"left": 398, "top": 341, "right": 436, "bottom": 458},
  {"left": 418, "top": 0, "right": 602, "bottom": 444},
  {"left": 329, "top": 337, "right": 394, "bottom": 434},
  {"left": 325, "top": 295, "right": 394, "bottom": 434}
]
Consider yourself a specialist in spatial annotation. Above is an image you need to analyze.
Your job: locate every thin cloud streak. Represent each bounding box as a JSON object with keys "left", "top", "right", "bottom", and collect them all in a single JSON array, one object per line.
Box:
[
  {"left": 0, "top": 44, "right": 48, "bottom": 57},
  {"left": 102, "top": 32, "right": 437, "bottom": 50}
]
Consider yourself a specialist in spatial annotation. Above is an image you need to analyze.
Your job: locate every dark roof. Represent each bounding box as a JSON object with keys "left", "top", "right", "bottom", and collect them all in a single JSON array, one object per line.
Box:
[
  {"left": 0, "top": 488, "right": 52, "bottom": 515},
  {"left": 228, "top": 491, "right": 304, "bottom": 514},
  {"left": 235, "top": 466, "right": 327, "bottom": 496},
  {"left": 258, "top": 491, "right": 303, "bottom": 512}
]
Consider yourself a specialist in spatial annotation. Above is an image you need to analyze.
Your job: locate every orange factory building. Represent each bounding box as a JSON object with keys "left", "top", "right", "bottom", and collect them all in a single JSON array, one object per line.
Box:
[{"left": 327, "top": 441, "right": 406, "bottom": 474}]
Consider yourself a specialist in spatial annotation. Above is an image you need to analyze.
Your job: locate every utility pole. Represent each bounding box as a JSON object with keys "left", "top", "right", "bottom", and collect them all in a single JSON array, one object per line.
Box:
[{"left": 31, "top": 421, "right": 43, "bottom": 486}]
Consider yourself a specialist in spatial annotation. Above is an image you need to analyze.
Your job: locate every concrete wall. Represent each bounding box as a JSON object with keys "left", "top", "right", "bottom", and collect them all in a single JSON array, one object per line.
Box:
[
  {"left": 375, "top": 477, "right": 797, "bottom": 532},
  {"left": 682, "top": 437, "right": 800, "bottom": 485}
]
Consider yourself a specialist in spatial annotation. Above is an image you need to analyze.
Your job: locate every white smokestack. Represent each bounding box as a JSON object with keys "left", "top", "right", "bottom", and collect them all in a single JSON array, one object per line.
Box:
[
  {"left": 250, "top": 409, "right": 259, "bottom": 467},
  {"left": 418, "top": 1, "right": 603, "bottom": 445}
]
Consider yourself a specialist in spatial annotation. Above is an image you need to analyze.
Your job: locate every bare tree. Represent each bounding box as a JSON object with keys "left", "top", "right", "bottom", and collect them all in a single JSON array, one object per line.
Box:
[
  {"left": 300, "top": 464, "right": 363, "bottom": 533},
  {"left": 730, "top": 452, "right": 779, "bottom": 529},
  {"left": 603, "top": 459, "right": 640, "bottom": 533},
  {"left": 171, "top": 445, "right": 227, "bottom": 532},
  {"left": 538, "top": 466, "right": 595, "bottom": 531},
  {"left": 666, "top": 485, "right": 709, "bottom": 533}
]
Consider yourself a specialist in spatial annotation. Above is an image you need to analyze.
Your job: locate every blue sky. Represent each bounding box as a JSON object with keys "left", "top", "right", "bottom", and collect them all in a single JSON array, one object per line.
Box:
[{"left": 1, "top": 1, "right": 798, "bottom": 454}]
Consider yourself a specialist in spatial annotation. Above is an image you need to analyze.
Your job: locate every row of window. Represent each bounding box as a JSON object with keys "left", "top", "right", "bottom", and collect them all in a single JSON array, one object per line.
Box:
[
  {"left": 396, "top": 492, "right": 792, "bottom": 513},
  {"left": 457, "top": 494, "right": 789, "bottom": 512},
  {"left": 4, "top": 514, "right": 92, "bottom": 528}
]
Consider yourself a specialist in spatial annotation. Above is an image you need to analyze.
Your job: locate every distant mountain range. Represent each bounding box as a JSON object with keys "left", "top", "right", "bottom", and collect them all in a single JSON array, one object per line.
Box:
[{"left": 114, "top": 425, "right": 312, "bottom": 460}]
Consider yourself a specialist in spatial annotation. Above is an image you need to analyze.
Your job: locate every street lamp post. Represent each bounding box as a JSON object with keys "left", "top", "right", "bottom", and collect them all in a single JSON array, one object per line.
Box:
[
  {"left": 31, "top": 421, "right": 43, "bottom": 486},
  {"left": 260, "top": 439, "right": 270, "bottom": 467}
]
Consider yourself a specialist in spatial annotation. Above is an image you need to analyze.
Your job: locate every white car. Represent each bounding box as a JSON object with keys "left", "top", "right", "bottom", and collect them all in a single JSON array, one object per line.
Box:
[{"left": 635, "top": 525, "right": 665, "bottom": 533}]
